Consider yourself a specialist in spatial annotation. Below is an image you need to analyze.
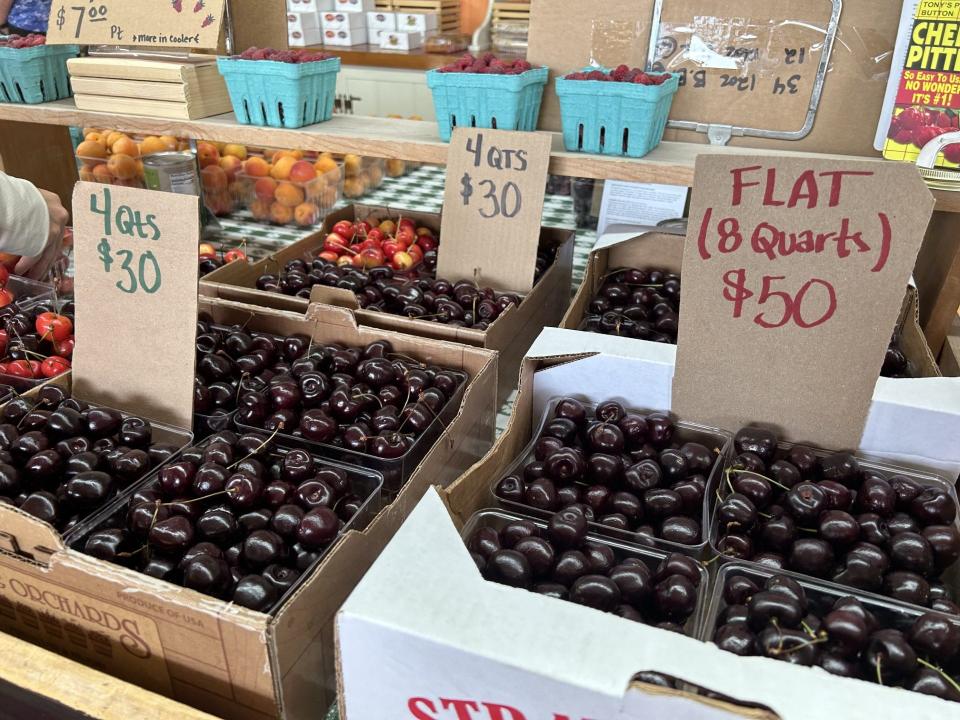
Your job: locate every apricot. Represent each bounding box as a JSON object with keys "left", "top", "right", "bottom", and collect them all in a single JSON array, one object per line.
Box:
[
  {"left": 107, "top": 153, "right": 138, "bottom": 180},
  {"left": 343, "top": 178, "right": 365, "bottom": 198},
  {"left": 294, "top": 202, "right": 320, "bottom": 226},
  {"left": 254, "top": 177, "right": 278, "bottom": 202},
  {"left": 139, "top": 136, "right": 168, "bottom": 155},
  {"left": 105, "top": 131, "right": 125, "bottom": 148},
  {"left": 271, "top": 156, "right": 297, "bottom": 181},
  {"left": 76, "top": 140, "right": 108, "bottom": 165},
  {"left": 386, "top": 159, "right": 406, "bottom": 177},
  {"left": 343, "top": 154, "right": 362, "bottom": 177},
  {"left": 243, "top": 156, "right": 271, "bottom": 178},
  {"left": 201, "top": 165, "right": 229, "bottom": 191},
  {"left": 197, "top": 141, "right": 220, "bottom": 168},
  {"left": 112, "top": 136, "right": 140, "bottom": 158},
  {"left": 314, "top": 155, "right": 340, "bottom": 179},
  {"left": 320, "top": 186, "right": 338, "bottom": 208},
  {"left": 250, "top": 198, "right": 271, "bottom": 220},
  {"left": 82, "top": 127, "right": 101, "bottom": 137},
  {"left": 84, "top": 131, "right": 107, "bottom": 147},
  {"left": 367, "top": 164, "right": 384, "bottom": 188},
  {"left": 159, "top": 135, "right": 179, "bottom": 151},
  {"left": 91, "top": 164, "right": 113, "bottom": 183},
  {"left": 271, "top": 149, "right": 302, "bottom": 164},
  {"left": 219, "top": 155, "right": 243, "bottom": 181},
  {"left": 269, "top": 201, "right": 294, "bottom": 224},
  {"left": 223, "top": 143, "right": 248, "bottom": 160},
  {"left": 275, "top": 182, "right": 305, "bottom": 208},
  {"left": 79, "top": 167, "right": 95, "bottom": 182},
  {"left": 289, "top": 160, "right": 317, "bottom": 184}
]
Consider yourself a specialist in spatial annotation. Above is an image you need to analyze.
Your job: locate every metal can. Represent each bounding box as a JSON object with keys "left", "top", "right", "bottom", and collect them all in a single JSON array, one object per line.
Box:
[{"left": 142, "top": 152, "right": 201, "bottom": 196}]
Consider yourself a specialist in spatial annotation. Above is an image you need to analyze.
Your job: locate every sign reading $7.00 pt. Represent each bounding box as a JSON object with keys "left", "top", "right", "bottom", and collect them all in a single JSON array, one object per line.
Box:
[{"left": 46, "top": 0, "right": 225, "bottom": 47}]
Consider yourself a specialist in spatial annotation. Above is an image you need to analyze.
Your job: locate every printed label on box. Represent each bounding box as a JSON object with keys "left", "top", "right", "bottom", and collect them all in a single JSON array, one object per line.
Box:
[{"left": 0, "top": 567, "right": 172, "bottom": 694}]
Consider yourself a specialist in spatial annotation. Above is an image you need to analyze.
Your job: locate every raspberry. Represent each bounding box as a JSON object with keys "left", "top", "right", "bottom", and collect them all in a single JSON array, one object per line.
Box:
[
  {"left": 480, "top": 52, "right": 496, "bottom": 65},
  {"left": 514, "top": 60, "right": 532, "bottom": 72},
  {"left": 611, "top": 64, "right": 629, "bottom": 81}
]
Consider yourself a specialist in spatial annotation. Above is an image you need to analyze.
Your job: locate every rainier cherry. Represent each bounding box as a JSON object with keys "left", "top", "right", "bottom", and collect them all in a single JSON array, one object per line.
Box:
[
  {"left": 6, "top": 359, "right": 33, "bottom": 378},
  {"left": 332, "top": 221, "right": 356, "bottom": 240},
  {"left": 36, "top": 312, "right": 73, "bottom": 342},
  {"left": 52, "top": 335, "right": 75, "bottom": 358},
  {"left": 0, "top": 289, "right": 14, "bottom": 309},
  {"left": 41, "top": 356, "right": 70, "bottom": 378},
  {"left": 224, "top": 248, "right": 247, "bottom": 263}
]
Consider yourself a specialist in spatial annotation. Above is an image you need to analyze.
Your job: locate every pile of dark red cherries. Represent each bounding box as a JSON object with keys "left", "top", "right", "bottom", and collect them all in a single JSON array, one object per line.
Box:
[
  {"left": 714, "top": 571, "right": 960, "bottom": 702},
  {"left": 582, "top": 267, "right": 680, "bottom": 344},
  {"left": 255, "top": 247, "right": 555, "bottom": 330},
  {"left": 881, "top": 336, "right": 910, "bottom": 378},
  {"left": 0, "top": 385, "right": 179, "bottom": 533},
  {"left": 494, "top": 398, "right": 718, "bottom": 547},
  {"left": 468, "top": 508, "right": 703, "bottom": 630},
  {"left": 231, "top": 338, "right": 464, "bottom": 463},
  {"left": 714, "top": 427, "right": 960, "bottom": 611},
  {"left": 82, "top": 431, "right": 372, "bottom": 611}
]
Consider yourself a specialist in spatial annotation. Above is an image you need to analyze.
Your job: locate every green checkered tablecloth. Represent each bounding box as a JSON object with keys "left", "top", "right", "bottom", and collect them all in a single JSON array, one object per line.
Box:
[{"left": 215, "top": 166, "right": 597, "bottom": 720}]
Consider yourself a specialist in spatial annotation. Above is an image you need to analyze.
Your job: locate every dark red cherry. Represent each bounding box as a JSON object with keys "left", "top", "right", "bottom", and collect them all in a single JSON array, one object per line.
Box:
[
  {"left": 149, "top": 515, "right": 194, "bottom": 554},
  {"left": 232, "top": 575, "right": 278, "bottom": 612},
  {"left": 297, "top": 506, "right": 340, "bottom": 549}
]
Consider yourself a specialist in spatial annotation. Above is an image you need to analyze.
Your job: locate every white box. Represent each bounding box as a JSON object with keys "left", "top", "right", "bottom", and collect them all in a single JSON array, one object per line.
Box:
[
  {"left": 333, "top": 0, "right": 374, "bottom": 13},
  {"left": 337, "top": 331, "right": 960, "bottom": 720},
  {"left": 366, "top": 10, "right": 396, "bottom": 31},
  {"left": 396, "top": 11, "right": 438, "bottom": 33},
  {"left": 287, "top": 10, "right": 321, "bottom": 32},
  {"left": 286, "top": 0, "right": 333, "bottom": 11},
  {"left": 379, "top": 30, "right": 423, "bottom": 51},
  {"left": 288, "top": 26, "right": 324, "bottom": 46},
  {"left": 321, "top": 10, "right": 367, "bottom": 31},
  {"left": 322, "top": 25, "right": 368, "bottom": 46}
]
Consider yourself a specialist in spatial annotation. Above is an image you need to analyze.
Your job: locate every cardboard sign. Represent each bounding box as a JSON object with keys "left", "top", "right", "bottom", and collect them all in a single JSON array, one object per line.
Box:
[
  {"left": 72, "top": 182, "right": 199, "bottom": 429},
  {"left": 438, "top": 128, "right": 552, "bottom": 294},
  {"left": 46, "top": 0, "right": 225, "bottom": 48},
  {"left": 673, "top": 156, "right": 934, "bottom": 448}
]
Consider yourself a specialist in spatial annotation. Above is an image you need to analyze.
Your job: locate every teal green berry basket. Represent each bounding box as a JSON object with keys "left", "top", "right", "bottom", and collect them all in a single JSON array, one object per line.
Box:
[
  {"left": 556, "top": 70, "right": 679, "bottom": 158},
  {"left": 217, "top": 56, "right": 341, "bottom": 129},
  {"left": 426, "top": 67, "right": 549, "bottom": 142},
  {"left": 0, "top": 42, "right": 79, "bottom": 104}
]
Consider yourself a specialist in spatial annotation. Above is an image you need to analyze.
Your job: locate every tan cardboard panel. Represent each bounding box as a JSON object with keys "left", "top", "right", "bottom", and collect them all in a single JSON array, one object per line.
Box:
[
  {"left": 46, "top": 0, "right": 226, "bottom": 48},
  {"left": 72, "top": 182, "right": 198, "bottom": 430},
  {"left": 674, "top": 156, "right": 934, "bottom": 447},
  {"left": 439, "top": 128, "right": 553, "bottom": 293}
]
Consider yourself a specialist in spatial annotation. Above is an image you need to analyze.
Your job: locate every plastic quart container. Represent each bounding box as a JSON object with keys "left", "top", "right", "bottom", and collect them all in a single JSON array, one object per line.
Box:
[
  {"left": 462, "top": 508, "right": 709, "bottom": 637},
  {"left": 709, "top": 440, "right": 960, "bottom": 615},
  {"left": 493, "top": 397, "right": 733, "bottom": 558},
  {"left": 555, "top": 69, "right": 679, "bottom": 158}
]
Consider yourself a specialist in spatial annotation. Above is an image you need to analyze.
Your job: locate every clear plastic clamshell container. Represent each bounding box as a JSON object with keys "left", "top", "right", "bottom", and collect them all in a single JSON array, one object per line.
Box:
[
  {"left": 461, "top": 508, "right": 709, "bottom": 637},
  {"left": 709, "top": 439, "right": 960, "bottom": 615},
  {"left": 237, "top": 369, "right": 469, "bottom": 498},
  {"left": 71, "top": 434, "right": 383, "bottom": 615},
  {"left": 492, "top": 396, "right": 733, "bottom": 558}
]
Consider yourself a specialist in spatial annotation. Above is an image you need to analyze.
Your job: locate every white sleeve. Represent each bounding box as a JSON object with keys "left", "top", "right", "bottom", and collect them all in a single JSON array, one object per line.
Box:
[{"left": 0, "top": 173, "right": 49, "bottom": 258}]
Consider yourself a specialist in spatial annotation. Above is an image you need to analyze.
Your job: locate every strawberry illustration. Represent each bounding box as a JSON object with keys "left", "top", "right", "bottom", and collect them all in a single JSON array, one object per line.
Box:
[
  {"left": 172, "top": 0, "right": 182, "bottom": 11},
  {"left": 201, "top": 13, "right": 215, "bottom": 27},
  {"left": 193, "top": 0, "right": 204, "bottom": 12}
]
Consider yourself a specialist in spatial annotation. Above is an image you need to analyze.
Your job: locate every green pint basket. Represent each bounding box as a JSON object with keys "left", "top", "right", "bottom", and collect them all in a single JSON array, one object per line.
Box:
[
  {"left": 556, "top": 70, "right": 679, "bottom": 158},
  {"left": 426, "top": 66, "right": 548, "bottom": 142},
  {"left": 217, "top": 56, "right": 341, "bottom": 129},
  {"left": 0, "top": 42, "right": 79, "bottom": 104}
]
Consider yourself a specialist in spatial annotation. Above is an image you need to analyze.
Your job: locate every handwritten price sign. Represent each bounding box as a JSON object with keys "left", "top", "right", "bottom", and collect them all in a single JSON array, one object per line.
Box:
[
  {"left": 72, "top": 182, "right": 199, "bottom": 429},
  {"left": 47, "top": 0, "right": 224, "bottom": 48},
  {"left": 673, "top": 156, "right": 934, "bottom": 449},
  {"left": 439, "top": 127, "right": 552, "bottom": 293}
]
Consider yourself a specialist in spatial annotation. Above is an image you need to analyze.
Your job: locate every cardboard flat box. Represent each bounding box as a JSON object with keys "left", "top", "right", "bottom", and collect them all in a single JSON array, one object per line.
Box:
[
  {"left": 367, "top": 10, "right": 396, "bottom": 30},
  {"left": 380, "top": 30, "right": 423, "bottom": 50},
  {"left": 336, "top": 330, "right": 960, "bottom": 719},
  {"left": 0, "top": 297, "right": 497, "bottom": 720},
  {"left": 528, "top": 0, "right": 902, "bottom": 157},
  {"left": 560, "top": 226, "right": 942, "bottom": 381},
  {"left": 397, "top": 11, "right": 439, "bottom": 33},
  {"left": 200, "top": 204, "right": 575, "bottom": 405}
]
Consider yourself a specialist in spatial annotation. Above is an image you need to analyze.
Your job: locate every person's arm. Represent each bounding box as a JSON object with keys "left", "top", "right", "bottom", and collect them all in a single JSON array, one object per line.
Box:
[{"left": 0, "top": 0, "right": 14, "bottom": 26}]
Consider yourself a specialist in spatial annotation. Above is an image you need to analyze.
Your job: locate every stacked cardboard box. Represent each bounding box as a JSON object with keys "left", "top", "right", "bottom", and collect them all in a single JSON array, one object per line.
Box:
[{"left": 286, "top": 0, "right": 334, "bottom": 46}]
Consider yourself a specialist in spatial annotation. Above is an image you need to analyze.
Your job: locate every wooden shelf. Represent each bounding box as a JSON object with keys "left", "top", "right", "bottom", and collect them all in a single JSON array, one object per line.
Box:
[
  {"left": 321, "top": 44, "right": 461, "bottom": 71},
  {"left": 2, "top": 99, "right": 959, "bottom": 210}
]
